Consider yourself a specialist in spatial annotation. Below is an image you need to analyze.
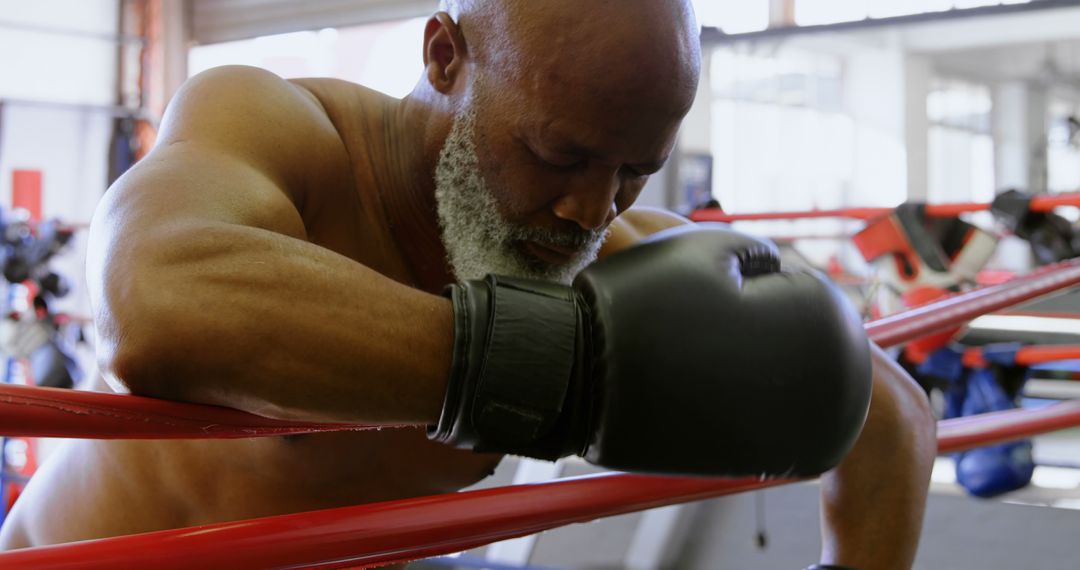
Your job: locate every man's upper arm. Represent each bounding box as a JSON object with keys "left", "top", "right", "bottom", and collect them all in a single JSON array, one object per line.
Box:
[{"left": 101, "top": 65, "right": 352, "bottom": 238}]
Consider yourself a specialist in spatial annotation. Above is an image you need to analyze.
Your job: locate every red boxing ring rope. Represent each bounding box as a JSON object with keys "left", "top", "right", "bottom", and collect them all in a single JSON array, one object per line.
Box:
[
  {"left": 2, "top": 260, "right": 1080, "bottom": 568},
  {"left": 865, "top": 258, "right": 1080, "bottom": 348},
  {"left": 0, "top": 473, "right": 793, "bottom": 570},
  {"left": 689, "top": 192, "right": 1080, "bottom": 223},
  {"left": 938, "top": 400, "right": 1080, "bottom": 453},
  {"left": 963, "top": 345, "right": 1080, "bottom": 368}
]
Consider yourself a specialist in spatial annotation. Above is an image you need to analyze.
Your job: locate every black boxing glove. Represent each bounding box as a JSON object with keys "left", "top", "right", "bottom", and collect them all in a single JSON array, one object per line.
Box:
[
  {"left": 803, "top": 565, "right": 862, "bottom": 570},
  {"left": 429, "top": 224, "right": 873, "bottom": 477}
]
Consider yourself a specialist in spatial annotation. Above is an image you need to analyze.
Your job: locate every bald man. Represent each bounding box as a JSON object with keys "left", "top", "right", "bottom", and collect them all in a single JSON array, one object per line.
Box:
[{"left": 0, "top": 1, "right": 935, "bottom": 568}]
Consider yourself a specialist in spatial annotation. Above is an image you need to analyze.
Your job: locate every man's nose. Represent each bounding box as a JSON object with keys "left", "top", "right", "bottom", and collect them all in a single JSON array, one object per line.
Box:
[{"left": 551, "top": 165, "right": 620, "bottom": 231}]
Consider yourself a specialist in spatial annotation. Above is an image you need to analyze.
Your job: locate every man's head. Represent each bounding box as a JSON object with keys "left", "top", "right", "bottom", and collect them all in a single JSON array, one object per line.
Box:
[{"left": 417, "top": 0, "right": 701, "bottom": 284}]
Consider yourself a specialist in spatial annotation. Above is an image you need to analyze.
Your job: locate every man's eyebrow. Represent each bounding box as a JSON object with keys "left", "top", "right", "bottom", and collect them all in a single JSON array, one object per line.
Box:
[
  {"left": 539, "top": 136, "right": 589, "bottom": 156},
  {"left": 630, "top": 157, "right": 669, "bottom": 173},
  {"left": 537, "top": 131, "right": 669, "bottom": 171}
]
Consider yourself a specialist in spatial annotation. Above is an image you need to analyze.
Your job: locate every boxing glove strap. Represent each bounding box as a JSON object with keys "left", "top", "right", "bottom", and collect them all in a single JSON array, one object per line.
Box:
[
  {"left": 431, "top": 276, "right": 580, "bottom": 452},
  {"left": 803, "top": 565, "right": 862, "bottom": 570}
]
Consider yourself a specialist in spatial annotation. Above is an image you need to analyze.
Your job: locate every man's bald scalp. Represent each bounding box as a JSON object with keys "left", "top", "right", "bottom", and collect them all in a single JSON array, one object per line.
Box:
[{"left": 437, "top": 0, "right": 701, "bottom": 108}]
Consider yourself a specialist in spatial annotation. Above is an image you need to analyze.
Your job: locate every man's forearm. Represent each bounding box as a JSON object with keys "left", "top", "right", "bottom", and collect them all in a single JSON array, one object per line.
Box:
[
  {"left": 92, "top": 221, "right": 453, "bottom": 426},
  {"left": 818, "top": 345, "right": 937, "bottom": 570}
]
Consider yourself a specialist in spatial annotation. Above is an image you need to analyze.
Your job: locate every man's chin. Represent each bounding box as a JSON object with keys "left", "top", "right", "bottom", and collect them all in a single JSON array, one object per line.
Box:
[
  {"left": 511, "top": 244, "right": 591, "bottom": 285},
  {"left": 520, "top": 240, "right": 578, "bottom": 266}
]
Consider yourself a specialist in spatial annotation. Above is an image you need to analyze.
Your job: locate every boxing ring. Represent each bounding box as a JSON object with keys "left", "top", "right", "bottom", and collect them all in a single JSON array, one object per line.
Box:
[{"left": 0, "top": 255, "right": 1078, "bottom": 569}]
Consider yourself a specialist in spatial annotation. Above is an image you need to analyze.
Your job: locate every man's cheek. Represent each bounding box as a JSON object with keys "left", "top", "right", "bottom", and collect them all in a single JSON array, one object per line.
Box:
[
  {"left": 483, "top": 167, "right": 541, "bottom": 217},
  {"left": 507, "top": 167, "right": 572, "bottom": 214},
  {"left": 616, "top": 182, "right": 646, "bottom": 214}
]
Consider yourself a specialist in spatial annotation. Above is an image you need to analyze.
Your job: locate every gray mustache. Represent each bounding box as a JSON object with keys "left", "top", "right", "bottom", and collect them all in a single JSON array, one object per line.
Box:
[{"left": 509, "top": 225, "right": 606, "bottom": 252}]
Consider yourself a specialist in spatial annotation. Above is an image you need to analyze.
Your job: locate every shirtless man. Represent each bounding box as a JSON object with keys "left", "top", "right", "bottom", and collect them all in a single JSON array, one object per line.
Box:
[{"left": 0, "top": 1, "right": 936, "bottom": 568}]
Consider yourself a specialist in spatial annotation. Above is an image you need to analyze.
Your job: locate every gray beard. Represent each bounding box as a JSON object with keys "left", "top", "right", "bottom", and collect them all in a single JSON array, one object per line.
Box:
[{"left": 434, "top": 108, "right": 606, "bottom": 285}]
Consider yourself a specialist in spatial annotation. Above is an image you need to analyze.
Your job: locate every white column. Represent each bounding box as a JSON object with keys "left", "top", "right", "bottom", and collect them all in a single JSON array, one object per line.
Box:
[
  {"left": 904, "top": 55, "right": 932, "bottom": 202},
  {"left": 1026, "top": 85, "right": 1050, "bottom": 194},
  {"left": 994, "top": 82, "right": 1028, "bottom": 190},
  {"left": 993, "top": 81, "right": 1049, "bottom": 193}
]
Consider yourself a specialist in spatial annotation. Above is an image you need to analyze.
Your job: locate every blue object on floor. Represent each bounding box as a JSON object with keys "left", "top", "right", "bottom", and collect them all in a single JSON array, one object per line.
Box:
[{"left": 955, "top": 367, "right": 1035, "bottom": 498}]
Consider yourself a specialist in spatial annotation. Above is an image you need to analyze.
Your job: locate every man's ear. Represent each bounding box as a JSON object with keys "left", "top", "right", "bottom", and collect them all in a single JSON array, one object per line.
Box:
[{"left": 423, "top": 12, "right": 468, "bottom": 94}]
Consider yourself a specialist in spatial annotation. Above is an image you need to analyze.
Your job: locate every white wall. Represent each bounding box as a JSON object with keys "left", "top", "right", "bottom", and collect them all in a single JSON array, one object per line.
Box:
[
  {"left": 188, "top": 19, "right": 429, "bottom": 100},
  {"left": 0, "top": 0, "right": 120, "bottom": 105}
]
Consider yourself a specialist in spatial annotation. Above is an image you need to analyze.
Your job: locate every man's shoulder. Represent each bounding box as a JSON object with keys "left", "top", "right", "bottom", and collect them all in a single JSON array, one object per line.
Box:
[
  {"left": 600, "top": 207, "right": 690, "bottom": 257},
  {"left": 167, "top": 68, "right": 405, "bottom": 171},
  {"left": 177, "top": 66, "right": 327, "bottom": 123},
  {"left": 172, "top": 67, "right": 382, "bottom": 198},
  {"left": 288, "top": 76, "right": 395, "bottom": 122},
  {"left": 165, "top": 66, "right": 348, "bottom": 164}
]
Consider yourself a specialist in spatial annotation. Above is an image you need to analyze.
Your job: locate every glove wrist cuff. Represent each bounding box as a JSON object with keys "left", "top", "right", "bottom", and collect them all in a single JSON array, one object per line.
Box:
[{"left": 429, "top": 276, "right": 583, "bottom": 458}]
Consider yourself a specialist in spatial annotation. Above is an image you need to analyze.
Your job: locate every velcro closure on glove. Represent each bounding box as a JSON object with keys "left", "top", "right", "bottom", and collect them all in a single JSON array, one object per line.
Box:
[{"left": 471, "top": 276, "right": 578, "bottom": 443}]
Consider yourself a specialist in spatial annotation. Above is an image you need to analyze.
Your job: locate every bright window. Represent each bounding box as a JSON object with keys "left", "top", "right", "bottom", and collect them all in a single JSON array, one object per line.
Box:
[
  {"left": 926, "top": 79, "right": 996, "bottom": 204},
  {"left": 1048, "top": 98, "right": 1080, "bottom": 195},
  {"left": 710, "top": 48, "right": 855, "bottom": 231},
  {"left": 188, "top": 18, "right": 427, "bottom": 99}
]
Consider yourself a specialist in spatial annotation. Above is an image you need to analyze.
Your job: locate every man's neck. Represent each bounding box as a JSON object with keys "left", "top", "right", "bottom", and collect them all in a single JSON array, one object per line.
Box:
[{"left": 379, "top": 96, "right": 455, "bottom": 294}]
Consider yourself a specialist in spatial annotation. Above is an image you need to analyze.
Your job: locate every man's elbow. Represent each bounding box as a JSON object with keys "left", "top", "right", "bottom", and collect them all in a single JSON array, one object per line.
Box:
[
  {"left": 98, "top": 327, "right": 179, "bottom": 399},
  {"left": 95, "top": 300, "right": 197, "bottom": 400},
  {"left": 872, "top": 357, "right": 938, "bottom": 460}
]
